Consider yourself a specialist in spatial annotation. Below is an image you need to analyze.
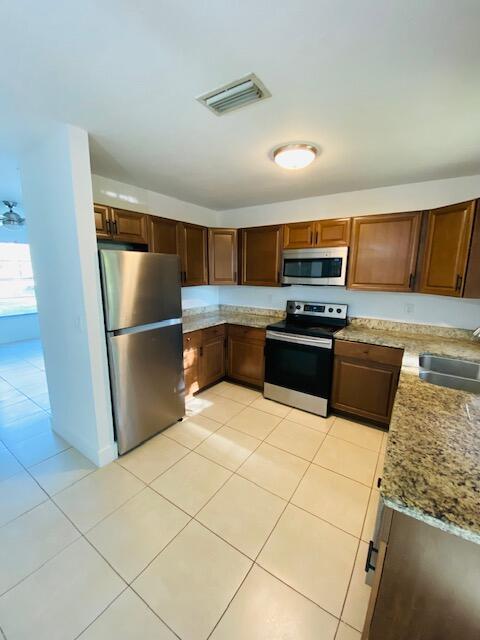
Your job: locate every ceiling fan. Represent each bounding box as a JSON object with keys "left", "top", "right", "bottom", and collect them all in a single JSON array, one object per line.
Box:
[{"left": 1, "top": 201, "right": 25, "bottom": 227}]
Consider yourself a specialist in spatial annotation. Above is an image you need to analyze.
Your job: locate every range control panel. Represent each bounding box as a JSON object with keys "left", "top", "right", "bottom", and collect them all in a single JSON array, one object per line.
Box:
[{"left": 286, "top": 300, "right": 348, "bottom": 320}]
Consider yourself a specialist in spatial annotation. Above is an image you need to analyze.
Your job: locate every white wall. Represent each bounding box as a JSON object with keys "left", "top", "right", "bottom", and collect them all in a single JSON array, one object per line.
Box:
[
  {"left": 219, "top": 175, "right": 480, "bottom": 227},
  {"left": 21, "top": 125, "right": 116, "bottom": 466},
  {"left": 182, "top": 286, "right": 219, "bottom": 310},
  {"left": 0, "top": 314, "right": 40, "bottom": 344},
  {"left": 219, "top": 286, "right": 480, "bottom": 330},
  {"left": 92, "top": 175, "right": 219, "bottom": 227}
]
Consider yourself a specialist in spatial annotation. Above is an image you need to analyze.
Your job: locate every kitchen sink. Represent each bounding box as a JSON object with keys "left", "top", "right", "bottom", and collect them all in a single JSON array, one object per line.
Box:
[{"left": 419, "top": 354, "right": 480, "bottom": 393}]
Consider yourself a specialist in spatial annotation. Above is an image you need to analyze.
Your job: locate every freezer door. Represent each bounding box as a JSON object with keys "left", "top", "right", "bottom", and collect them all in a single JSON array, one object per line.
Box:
[
  {"left": 108, "top": 322, "right": 185, "bottom": 454},
  {"left": 99, "top": 249, "right": 182, "bottom": 331}
]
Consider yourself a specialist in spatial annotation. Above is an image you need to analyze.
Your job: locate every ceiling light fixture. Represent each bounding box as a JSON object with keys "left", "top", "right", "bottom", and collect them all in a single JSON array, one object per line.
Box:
[{"left": 273, "top": 143, "right": 318, "bottom": 170}]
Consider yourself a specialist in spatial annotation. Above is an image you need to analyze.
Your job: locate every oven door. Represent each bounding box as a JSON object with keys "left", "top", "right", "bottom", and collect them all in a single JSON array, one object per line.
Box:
[
  {"left": 264, "top": 330, "right": 333, "bottom": 415},
  {"left": 281, "top": 247, "right": 348, "bottom": 285}
]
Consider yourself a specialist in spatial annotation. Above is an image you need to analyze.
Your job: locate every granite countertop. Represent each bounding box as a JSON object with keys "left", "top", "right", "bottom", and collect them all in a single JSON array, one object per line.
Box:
[
  {"left": 182, "top": 306, "right": 283, "bottom": 333},
  {"left": 336, "top": 320, "right": 480, "bottom": 544}
]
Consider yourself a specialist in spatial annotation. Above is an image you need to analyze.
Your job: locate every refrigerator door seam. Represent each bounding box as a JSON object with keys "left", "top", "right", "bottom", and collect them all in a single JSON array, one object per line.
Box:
[{"left": 109, "top": 317, "right": 182, "bottom": 337}]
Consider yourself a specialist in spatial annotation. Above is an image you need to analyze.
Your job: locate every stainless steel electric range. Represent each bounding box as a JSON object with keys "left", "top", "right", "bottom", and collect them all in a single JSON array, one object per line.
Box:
[{"left": 264, "top": 300, "right": 348, "bottom": 417}]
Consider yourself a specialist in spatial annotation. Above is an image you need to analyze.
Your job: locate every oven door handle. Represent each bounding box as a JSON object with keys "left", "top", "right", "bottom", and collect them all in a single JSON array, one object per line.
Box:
[{"left": 266, "top": 330, "right": 332, "bottom": 349}]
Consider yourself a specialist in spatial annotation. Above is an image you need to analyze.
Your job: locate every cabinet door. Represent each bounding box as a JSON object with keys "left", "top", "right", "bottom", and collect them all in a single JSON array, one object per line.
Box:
[
  {"left": 111, "top": 208, "right": 149, "bottom": 244},
  {"left": 369, "top": 511, "right": 480, "bottom": 640},
  {"left": 200, "top": 336, "right": 226, "bottom": 388},
  {"left": 178, "top": 223, "right": 208, "bottom": 286},
  {"left": 418, "top": 201, "right": 475, "bottom": 297},
  {"left": 315, "top": 218, "right": 351, "bottom": 247},
  {"left": 94, "top": 204, "right": 112, "bottom": 239},
  {"left": 227, "top": 325, "right": 265, "bottom": 388},
  {"left": 464, "top": 206, "right": 480, "bottom": 298},
  {"left": 331, "top": 342, "right": 402, "bottom": 426},
  {"left": 149, "top": 216, "right": 179, "bottom": 254},
  {"left": 208, "top": 229, "right": 238, "bottom": 285},
  {"left": 347, "top": 212, "right": 421, "bottom": 292},
  {"left": 183, "top": 331, "right": 202, "bottom": 397},
  {"left": 283, "top": 221, "right": 316, "bottom": 249},
  {"left": 240, "top": 225, "right": 283, "bottom": 286}
]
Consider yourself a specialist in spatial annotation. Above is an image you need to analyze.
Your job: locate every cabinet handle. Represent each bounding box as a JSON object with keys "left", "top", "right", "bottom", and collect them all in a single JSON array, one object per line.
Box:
[
  {"left": 456, "top": 274, "right": 463, "bottom": 291},
  {"left": 113, "top": 220, "right": 118, "bottom": 235},
  {"left": 365, "top": 540, "right": 378, "bottom": 573},
  {"left": 315, "top": 230, "right": 319, "bottom": 245},
  {"left": 199, "top": 346, "right": 203, "bottom": 357},
  {"left": 106, "top": 219, "right": 111, "bottom": 234},
  {"left": 233, "top": 271, "right": 237, "bottom": 282},
  {"left": 408, "top": 273, "right": 415, "bottom": 289}
]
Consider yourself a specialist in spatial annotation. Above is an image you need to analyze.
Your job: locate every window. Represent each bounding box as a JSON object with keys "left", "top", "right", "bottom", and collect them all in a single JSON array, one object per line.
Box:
[{"left": 0, "top": 243, "right": 37, "bottom": 316}]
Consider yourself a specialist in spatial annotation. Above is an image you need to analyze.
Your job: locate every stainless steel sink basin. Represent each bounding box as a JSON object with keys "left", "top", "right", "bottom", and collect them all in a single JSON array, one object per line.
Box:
[{"left": 419, "top": 354, "right": 480, "bottom": 393}]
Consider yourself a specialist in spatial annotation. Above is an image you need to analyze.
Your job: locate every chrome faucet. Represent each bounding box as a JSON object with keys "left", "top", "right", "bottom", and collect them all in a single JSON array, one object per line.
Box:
[{"left": 474, "top": 328, "right": 480, "bottom": 340}]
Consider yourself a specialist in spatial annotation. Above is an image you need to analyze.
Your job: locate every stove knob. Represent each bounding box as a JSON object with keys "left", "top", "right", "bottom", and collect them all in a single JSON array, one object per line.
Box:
[
  {"left": 328, "top": 307, "right": 334, "bottom": 313},
  {"left": 295, "top": 305, "right": 301, "bottom": 310},
  {"left": 336, "top": 308, "right": 342, "bottom": 313}
]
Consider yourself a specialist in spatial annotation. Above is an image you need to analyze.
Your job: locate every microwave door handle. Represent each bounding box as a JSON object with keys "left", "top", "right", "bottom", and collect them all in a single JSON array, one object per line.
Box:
[{"left": 266, "top": 331, "right": 332, "bottom": 349}]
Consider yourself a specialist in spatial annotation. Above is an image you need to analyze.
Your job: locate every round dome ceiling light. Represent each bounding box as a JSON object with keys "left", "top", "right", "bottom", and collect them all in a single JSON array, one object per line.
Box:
[{"left": 273, "top": 143, "right": 318, "bottom": 170}]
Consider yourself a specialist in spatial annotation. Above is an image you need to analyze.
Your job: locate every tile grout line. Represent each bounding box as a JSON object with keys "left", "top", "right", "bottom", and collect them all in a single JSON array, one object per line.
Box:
[
  {"left": 1, "top": 372, "right": 380, "bottom": 638},
  {"left": 3, "top": 441, "right": 185, "bottom": 640},
  {"left": 206, "top": 432, "right": 340, "bottom": 639},
  {"left": 335, "top": 432, "right": 384, "bottom": 632}
]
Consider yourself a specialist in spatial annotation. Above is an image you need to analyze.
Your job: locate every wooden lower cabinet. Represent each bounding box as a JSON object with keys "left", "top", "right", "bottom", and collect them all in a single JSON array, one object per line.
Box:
[
  {"left": 331, "top": 341, "right": 402, "bottom": 426},
  {"left": 226, "top": 325, "right": 265, "bottom": 388},
  {"left": 183, "top": 323, "right": 265, "bottom": 393},
  {"left": 363, "top": 507, "right": 480, "bottom": 639},
  {"left": 183, "top": 330, "right": 202, "bottom": 396},
  {"left": 182, "top": 326, "right": 226, "bottom": 396},
  {"left": 200, "top": 325, "right": 226, "bottom": 388}
]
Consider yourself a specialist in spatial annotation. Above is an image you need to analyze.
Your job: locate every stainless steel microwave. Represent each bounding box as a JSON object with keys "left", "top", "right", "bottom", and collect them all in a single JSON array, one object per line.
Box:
[{"left": 281, "top": 247, "right": 348, "bottom": 286}]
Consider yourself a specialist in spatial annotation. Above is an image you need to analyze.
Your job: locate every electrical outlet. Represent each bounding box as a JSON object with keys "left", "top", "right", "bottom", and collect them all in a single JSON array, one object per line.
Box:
[{"left": 404, "top": 303, "right": 415, "bottom": 315}]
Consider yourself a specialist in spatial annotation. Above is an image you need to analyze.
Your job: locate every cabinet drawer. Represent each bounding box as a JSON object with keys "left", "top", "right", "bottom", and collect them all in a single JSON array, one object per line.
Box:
[
  {"left": 183, "top": 330, "right": 202, "bottom": 350},
  {"left": 334, "top": 340, "right": 403, "bottom": 366},
  {"left": 228, "top": 324, "right": 266, "bottom": 342},
  {"left": 202, "top": 324, "right": 226, "bottom": 342}
]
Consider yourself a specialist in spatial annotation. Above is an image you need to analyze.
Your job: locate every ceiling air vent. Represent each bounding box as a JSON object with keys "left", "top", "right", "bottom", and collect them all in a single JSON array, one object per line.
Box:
[{"left": 197, "top": 73, "right": 271, "bottom": 115}]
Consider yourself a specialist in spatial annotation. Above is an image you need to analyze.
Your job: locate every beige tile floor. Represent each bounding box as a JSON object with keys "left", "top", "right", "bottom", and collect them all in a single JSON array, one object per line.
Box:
[{"left": 0, "top": 342, "right": 389, "bottom": 640}]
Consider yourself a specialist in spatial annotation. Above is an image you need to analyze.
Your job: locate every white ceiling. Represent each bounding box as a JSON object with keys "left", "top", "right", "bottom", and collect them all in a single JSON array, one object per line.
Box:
[{"left": 1, "top": 0, "right": 480, "bottom": 210}]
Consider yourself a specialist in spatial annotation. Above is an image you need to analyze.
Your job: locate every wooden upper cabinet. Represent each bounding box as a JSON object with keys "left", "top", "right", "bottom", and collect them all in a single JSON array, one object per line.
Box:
[
  {"left": 316, "top": 218, "right": 351, "bottom": 247},
  {"left": 208, "top": 229, "right": 238, "bottom": 285},
  {"left": 110, "top": 208, "right": 149, "bottom": 244},
  {"left": 94, "top": 204, "right": 111, "bottom": 239},
  {"left": 347, "top": 212, "right": 421, "bottom": 292},
  {"left": 283, "top": 218, "right": 351, "bottom": 249},
  {"left": 240, "top": 225, "right": 283, "bottom": 286},
  {"left": 418, "top": 201, "right": 476, "bottom": 297},
  {"left": 464, "top": 204, "right": 480, "bottom": 299},
  {"left": 178, "top": 222, "right": 208, "bottom": 286},
  {"left": 149, "top": 216, "right": 179, "bottom": 254},
  {"left": 283, "top": 221, "right": 316, "bottom": 249}
]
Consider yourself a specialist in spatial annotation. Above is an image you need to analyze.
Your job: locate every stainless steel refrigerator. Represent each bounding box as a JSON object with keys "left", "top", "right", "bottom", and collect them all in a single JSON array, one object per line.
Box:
[{"left": 99, "top": 249, "right": 185, "bottom": 455}]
